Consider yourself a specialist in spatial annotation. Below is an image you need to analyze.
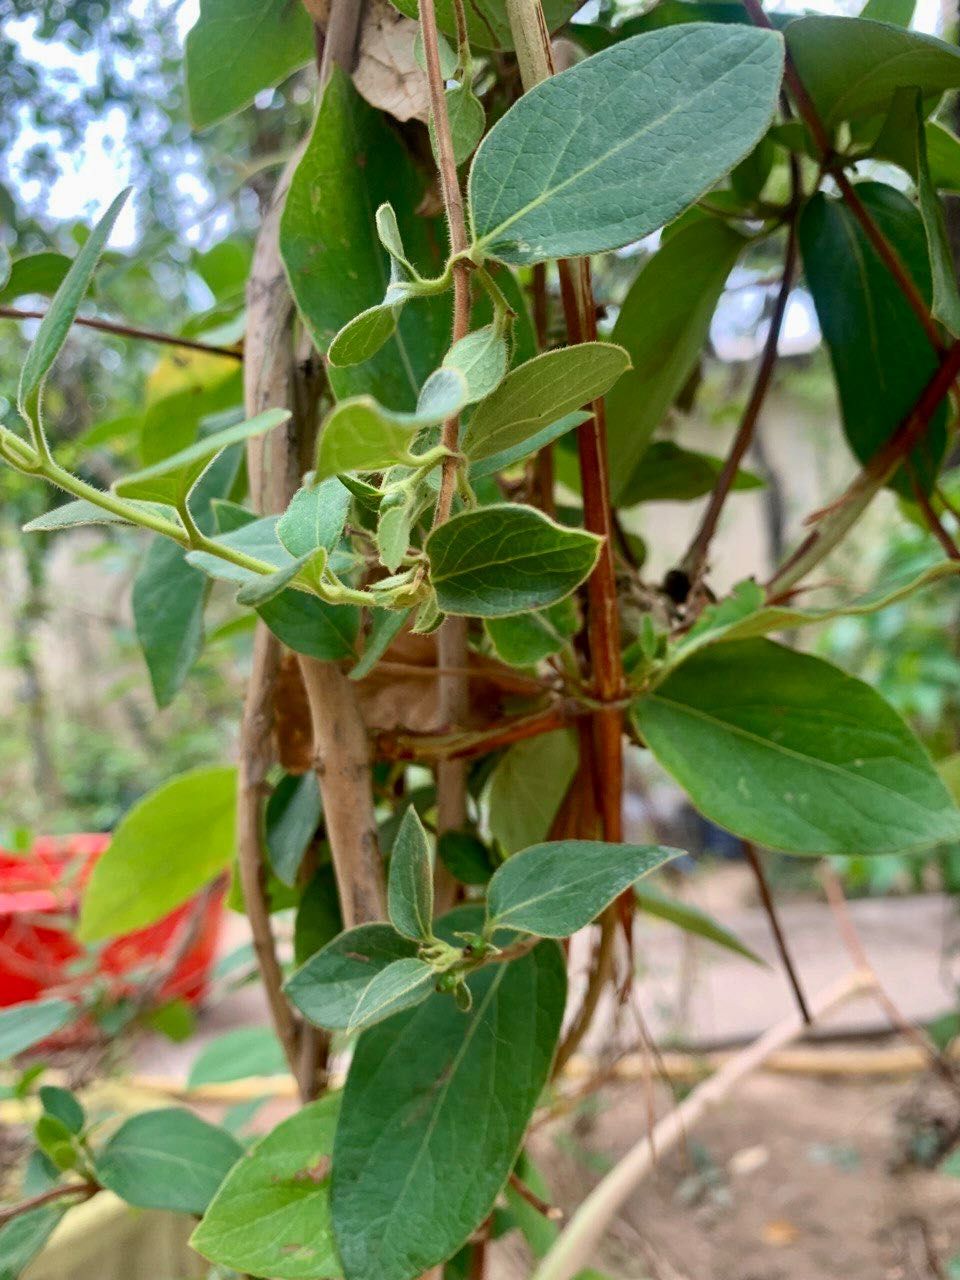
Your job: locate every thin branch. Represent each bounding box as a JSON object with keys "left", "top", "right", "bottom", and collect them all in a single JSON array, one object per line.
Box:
[
  {"left": 741, "top": 841, "right": 811, "bottom": 1024},
  {"left": 820, "top": 865, "right": 959, "bottom": 1091},
  {"left": 0, "top": 1181, "right": 98, "bottom": 1228},
  {"left": 375, "top": 701, "right": 578, "bottom": 762},
  {"left": 740, "top": 0, "right": 943, "bottom": 353},
  {"left": 508, "top": 1172, "right": 564, "bottom": 1221},
  {"left": 682, "top": 214, "right": 798, "bottom": 585},
  {"left": 767, "top": 337, "right": 960, "bottom": 596},
  {"left": 0, "top": 305, "right": 243, "bottom": 360},
  {"left": 910, "top": 469, "right": 960, "bottom": 560},
  {"left": 554, "top": 906, "right": 618, "bottom": 1073},
  {"left": 531, "top": 968, "right": 876, "bottom": 1280}
]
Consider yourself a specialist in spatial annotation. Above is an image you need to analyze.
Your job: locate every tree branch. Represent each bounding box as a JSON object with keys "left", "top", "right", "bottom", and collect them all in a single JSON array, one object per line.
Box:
[
  {"left": 0, "top": 1181, "right": 98, "bottom": 1228},
  {"left": 0, "top": 305, "right": 243, "bottom": 360}
]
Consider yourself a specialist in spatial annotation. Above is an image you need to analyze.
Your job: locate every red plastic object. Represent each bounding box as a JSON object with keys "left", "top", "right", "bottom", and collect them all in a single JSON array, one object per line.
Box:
[{"left": 0, "top": 835, "right": 223, "bottom": 1031}]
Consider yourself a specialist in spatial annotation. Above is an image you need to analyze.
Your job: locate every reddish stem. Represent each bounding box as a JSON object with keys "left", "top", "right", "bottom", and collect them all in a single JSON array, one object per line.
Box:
[{"left": 0, "top": 305, "right": 242, "bottom": 360}]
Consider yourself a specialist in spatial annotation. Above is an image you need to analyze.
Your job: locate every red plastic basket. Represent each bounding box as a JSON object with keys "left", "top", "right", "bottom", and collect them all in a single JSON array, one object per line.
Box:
[{"left": 0, "top": 834, "right": 223, "bottom": 1038}]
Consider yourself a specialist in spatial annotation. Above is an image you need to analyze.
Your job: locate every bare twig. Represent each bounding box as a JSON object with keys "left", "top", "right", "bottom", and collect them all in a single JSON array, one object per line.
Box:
[
  {"left": 531, "top": 968, "right": 876, "bottom": 1280},
  {"left": 682, "top": 214, "right": 798, "bottom": 585},
  {"left": 910, "top": 468, "right": 960, "bottom": 560},
  {"left": 742, "top": 841, "right": 811, "bottom": 1023},
  {"left": 0, "top": 305, "right": 243, "bottom": 360},
  {"left": 508, "top": 1171, "right": 564, "bottom": 1221}
]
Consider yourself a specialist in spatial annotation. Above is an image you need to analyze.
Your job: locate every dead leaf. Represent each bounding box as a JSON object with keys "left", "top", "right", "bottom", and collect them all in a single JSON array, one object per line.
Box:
[
  {"left": 274, "top": 651, "right": 314, "bottom": 773},
  {"left": 352, "top": 0, "right": 430, "bottom": 124}
]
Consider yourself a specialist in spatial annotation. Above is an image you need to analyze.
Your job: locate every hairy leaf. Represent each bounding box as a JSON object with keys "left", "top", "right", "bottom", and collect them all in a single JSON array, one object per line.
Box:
[
  {"left": 634, "top": 639, "right": 960, "bottom": 856},
  {"left": 285, "top": 924, "right": 418, "bottom": 1030},
  {"left": 388, "top": 806, "right": 434, "bottom": 942},
  {"left": 427, "top": 504, "right": 601, "bottom": 617},
  {"left": 468, "top": 26, "right": 783, "bottom": 264},
  {"left": 444, "top": 325, "right": 510, "bottom": 404},
  {"left": 277, "top": 479, "right": 352, "bottom": 558},
  {"left": 487, "top": 730, "right": 578, "bottom": 855},
  {"left": 461, "top": 344, "right": 629, "bottom": 463},
  {"left": 191, "top": 1095, "right": 341, "bottom": 1280},
  {"left": 347, "top": 958, "right": 437, "bottom": 1033},
  {"left": 23, "top": 498, "right": 177, "bottom": 533},
  {"left": 487, "top": 841, "right": 680, "bottom": 936},
  {"left": 331, "top": 909, "right": 565, "bottom": 1280},
  {"left": 97, "top": 1109, "right": 242, "bottom": 1215}
]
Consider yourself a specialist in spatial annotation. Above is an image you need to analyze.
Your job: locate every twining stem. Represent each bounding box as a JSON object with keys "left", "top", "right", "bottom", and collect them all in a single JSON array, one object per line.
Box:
[
  {"left": 682, "top": 212, "right": 798, "bottom": 586},
  {"left": 507, "top": 0, "right": 626, "bottom": 845},
  {"left": 768, "top": 337, "right": 960, "bottom": 595},
  {"left": 0, "top": 305, "right": 243, "bottom": 360},
  {"left": 421, "top": 0, "right": 473, "bottom": 875},
  {"left": 740, "top": 0, "right": 942, "bottom": 354},
  {"left": 742, "top": 840, "right": 811, "bottom": 1024}
]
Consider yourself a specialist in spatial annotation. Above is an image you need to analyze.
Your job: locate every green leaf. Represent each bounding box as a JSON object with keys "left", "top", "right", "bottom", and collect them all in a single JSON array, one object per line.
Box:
[
  {"left": 347, "top": 958, "right": 437, "bottom": 1033},
  {"left": 277, "top": 479, "right": 352, "bottom": 558},
  {"left": 78, "top": 766, "right": 236, "bottom": 941},
  {"left": 786, "top": 16, "right": 960, "bottom": 129},
  {"left": 377, "top": 492, "right": 417, "bottom": 574},
  {"left": 184, "top": 0, "right": 313, "bottom": 128},
  {"left": 915, "top": 94, "right": 960, "bottom": 337},
  {"left": 190, "top": 1096, "right": 340, "bottom": 1280},
  {"left": 487, "top": 730, "right": 578, "bottom": 855},
  {"left": 266, "top": 772, "right": 322, "bottom": 887},
  {"left": 485, "top": 597, "right": 579, "bottom": 666},
  {"left": 672, "top": 562, "right": 960, "bottom": 663},
  {"left": 606, "top": 221, "right": 747, "bottom": 499},
  {"left": 133, "top": 539, "right": 207, "bottom": 708},
  {"left": 0, "top": 250, "right": 72, "bottom": 303},
  {"left": 799, "top": 183, "right": 945, "bottom": 495},
  {"left": 617, "top": 441, "right": 762, "bottom": 507},
  {"left": 23, "top": 497, "right": 177, "bottom": 533},
  {"left": 633, "top": 638, "right": 960, "bottom": 857},
  {"left": 444, "top": 325, "right": 510, "bottom": 404},
  {"left": 329, "top": 296, "right": 411, "bottom": 368},
  {"left": 461, "top": 343, "right": 629, "bottom": 463},
  {"left": 468, "top": 26, "right": 783, "bottom": 264},
  {"left": 39, "top": 1086, "right": 84, "bottom": 1135},
  {"left": 860, "top": 0, "right": 915, "bottom": 25},
  {"left": 132, "top": 447, "right": 242, "bottom": 708},
  {"left": 188, "top": 1028, "right": 288, "bottom": 1087},
  {"left": 634, "top": 884, "right": 764, "bottom": 962},
  {"left": 438, "top": 830, "right": 496, "bottom": 886},
  {"left": 0, "top": 1000, "right": 74, "bottom": 1061},
  {"left": 285, "top": 924, "right": 418, "bottom": 1031},
  {"left": 281, "top": 69, "right": 451, "bottom": 409},
  {"left": 0, "top": 1207, "right": 63, "bottom": 1280},
  {"left": 432, "top": 84, "right": 485, "bottom": 166},
  {"left": 258, "top": 591, "right": 360, "bottom": 662},
  {"left": 399, "top": 0, "right": 580, "bottom": 51},
  {"left": 235, "top": 551, "right": 320, "bottom": 608},
  {"left": 295, "top": 866, "right": 343, "bottom": 966},
  {"left": 388, "top": 806, "right": 435, "bottom": 942},
  {"left": 468, "top": 411, "right": 590, "bottom": 480},
  {"left": 315, "top": 371, "right": 467, "bottom": 482},
  {"left": 19, "top": 190, "right": 130, "bottom": 416},
  {"left": 96, "top": 1109, "right": 242, "bottom": 1215},
  {"left": 115, "top": 408, "right": 289, "bottom": 506},
  {"left": 350, "top": 607, "right": 411, "bottom": 679},
  {"left": 331, "top": 908, "right": 566, "bottom": 1280},
  {"left": 427, "top": 504, "right": 601, "bottom": 617},
  {"left": 486, "top": 841, "right": 680, "bottom": 936}
]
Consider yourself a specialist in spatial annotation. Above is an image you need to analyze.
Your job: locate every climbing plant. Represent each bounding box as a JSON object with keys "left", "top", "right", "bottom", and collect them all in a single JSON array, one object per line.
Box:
[{"left": 4, "top": 0, "right": 960, "bottom": 1277}]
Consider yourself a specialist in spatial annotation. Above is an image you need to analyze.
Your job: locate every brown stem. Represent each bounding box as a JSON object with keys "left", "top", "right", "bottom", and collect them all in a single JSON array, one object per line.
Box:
[
  {"left": 554, "top": 905, "right": 617, "bottom": 1073},
  {"left": 768, "top": 338, "right": 960, "bottom": 595},
  {"left": 375, "top": 701, "right": 577, "bottom": 762},
  {"left": 421, "top": 0, "right": 474, "bottom": 900},
  {"left": 0, "top": 305, "right": 242, "bottom": 359},
  {"left": 508, "top": 1171, "right": 564, "bottom": 1221},
  {"left": 682, "top": 214, "right": 798, "bottom": 585},
  {"left": 741, "top": 0, "right": 943, "bottom": 352},
  {"left": 742, "top": 841, "right": 811, "bottom": 1024},
  {"left": 0, "top": 1181, "right": 98, "bottom": 1227},
  {"left": 910, "top": 469, "right": 960, "bottom": 560}
]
